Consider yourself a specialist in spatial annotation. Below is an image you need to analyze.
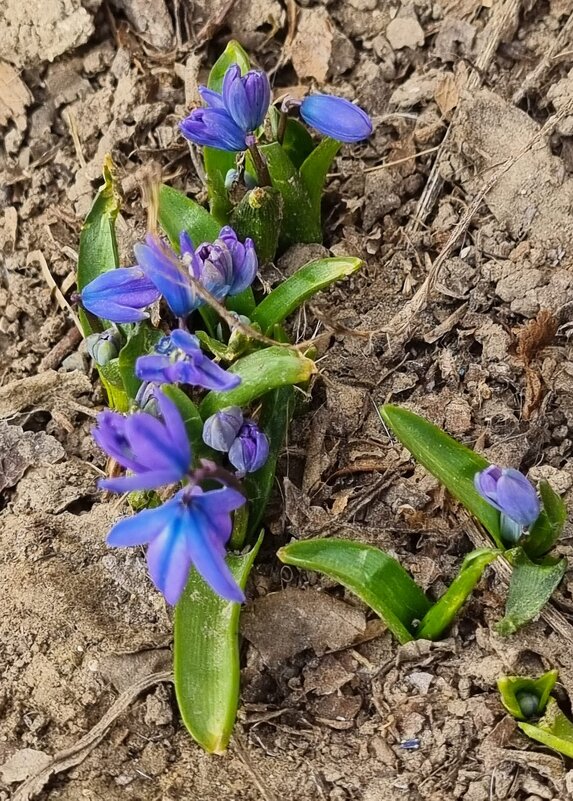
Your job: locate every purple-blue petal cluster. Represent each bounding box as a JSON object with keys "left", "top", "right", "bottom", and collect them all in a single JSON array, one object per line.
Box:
[
  {"left": 136, "top": 330, "right": 240, "bottom": 391},
  {"left": 300, "top": 94, "right": 373, "bottom": 143},
  {"left": 202, "top": 408, "right": 269, "bottom": 474},
  {"left": 81, "top": 267, "right": 161, "bottom": 323},
  {"left": 474, "top": 465, "right": 540, "bottom": 528}
]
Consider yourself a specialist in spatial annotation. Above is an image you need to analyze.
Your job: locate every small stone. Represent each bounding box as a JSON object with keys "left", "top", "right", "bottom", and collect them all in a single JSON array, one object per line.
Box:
[{"left": 386, "top": 10, "right": 424, "bottom": 50}]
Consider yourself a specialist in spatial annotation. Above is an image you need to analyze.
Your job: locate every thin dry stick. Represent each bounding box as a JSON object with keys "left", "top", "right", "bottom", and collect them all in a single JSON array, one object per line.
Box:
[
  {"left": 408, "top": 0, "right": 522, "bottom": 233},
  {"left": 381, "top": 98, "right": 573, "bottom": 341},
  {"left": 512, "top": 12, "right": 573, "bottom": 104},
  {"left": 13, "top": 670, "right": 173, "bottom": 801}
]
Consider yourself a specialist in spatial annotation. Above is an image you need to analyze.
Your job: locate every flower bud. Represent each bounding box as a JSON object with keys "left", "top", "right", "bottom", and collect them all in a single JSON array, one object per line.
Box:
[
  {"left": 300, "top": 94, "right": 373, "bottom": 142},
  {"left": 474, "top": 465, "right": 540, "bottom": 529},
  {"left": 202, "top": 407, "right": 244, "bottom": 452},
  {"left": 85, "top": 328, "right": 122, "bottom": 366},
  {"left": 228, "top": 420, "right": 269, "bottom": 474},
  {"left": 515, "top": 690, "right": 540, "bottom": 719}
]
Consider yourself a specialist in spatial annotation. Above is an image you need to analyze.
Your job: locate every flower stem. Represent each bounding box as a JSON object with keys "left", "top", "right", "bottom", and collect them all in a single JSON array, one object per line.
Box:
[
  {"left": 246, "top": 137, "right": 271, "bottom": 187},
  {"left": 276, "top": 110, "right": 288, "bottom": 145}
]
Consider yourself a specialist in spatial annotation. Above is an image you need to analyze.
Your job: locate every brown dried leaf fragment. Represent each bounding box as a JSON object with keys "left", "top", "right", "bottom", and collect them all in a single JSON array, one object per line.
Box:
[
  {"left": 434, "top": 72, "right": 459, "bottom": 117},
  {"left": 515, "top": 309, "right": 558, "bottom": 365}
]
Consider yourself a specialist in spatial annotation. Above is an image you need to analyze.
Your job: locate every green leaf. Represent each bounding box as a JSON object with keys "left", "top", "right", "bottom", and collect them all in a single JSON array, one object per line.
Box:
[
  {"left": 77, "top": 155, "right": 121, "bottom": 336},
  {"left": 227, "top": 286, "right": 257, "bottom": 318},
  {"left": 497, "top": 670, "right": 558, "bottom": 720},
  {"left": 204, "top": 42, "right": 251, "bottom": 223},
  {"left": 380, "top": 405, "right": 502, "bottom": 547},
  {"left": 415, "top": 549, "right": 499, "bottom": 640},
  {"left": 174, "top": 534, "right": 262, "bottom": 753},
  {"left": 300, "top": 137, "right": 341, "bottom": 218},
  {"left": 98, "top": 358, "right": 130, "bottom": 412},
  {"left": 158, "top": 184, "right": 221, "bottom": 247},
  {"left": 160, "top": 384, "right": 204, "bottom": 456},
  {"left": 277, "top": 538, "right": 432, "bottom": 644},
  {"left": 229, "top": 186, "right": 284, "bottom": 264},
  {"left": 257, "top": 142, "right": 321, "bottom": 249},
  {"left": 269, "top": 108, "right": 315, "bottom": 168},
  {"left": 245, "top": 386, "right": 295, "bottom": 540},
  {"left": 252, "top": 256, "right": 363, "bottom": 334},
  {"left": 117, "top": 325, "right": 162, "bottom": 399},
  {"left": 524, "top": 480, "right": 567, "bottom": 558},
  {"left": 496, "top": 548, "right": 567, "bottom": 635},
  {"left": 519, "top": 698, "right": 573, "bottom": 758},
  {"left": 199, "top": 347, "right": 316, "bottom": 418}
]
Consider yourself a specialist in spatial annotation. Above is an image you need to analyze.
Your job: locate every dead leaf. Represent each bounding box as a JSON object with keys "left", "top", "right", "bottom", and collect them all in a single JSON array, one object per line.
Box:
[
  {"left": 0, "top": 421, "right": 65, "bottom": 492},
  {"left": 241, "top": 587, "right": 367, "bottom": 667},
  {"left": 434, "top": 72, "right": 459, "bottom": 117},
  {"left": 515, "top": 309, "right": 558, "bottom": 364},
  {"left": 522, "top": 366, "right": 543, "bottom": 421},
  {"left": 288, "top": 6, "right": 333, "bottom": 82},
  {"left": 0, "top": 61, "right": 32, "bottom": 129}
]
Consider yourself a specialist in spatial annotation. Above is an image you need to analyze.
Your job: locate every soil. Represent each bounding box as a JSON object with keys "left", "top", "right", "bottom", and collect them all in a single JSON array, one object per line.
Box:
[{"left": 2, "top": 0, "right": 573, "bottom": 799}]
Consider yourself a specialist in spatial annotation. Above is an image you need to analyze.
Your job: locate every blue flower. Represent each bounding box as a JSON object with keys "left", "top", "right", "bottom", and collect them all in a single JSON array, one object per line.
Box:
[
  {"left": 135, "top": 329, "right": 241, "bottom": 391},
  {"left": 218, "top": 226, "right": 258, "bottom": 295},
  {"left": 202, "top": 407, "right": 244, "bottom": 452},
  {"left": 221, "top": 64, "right": 271, "bottom": 133},
  {"left": 180, "top": 64, "right": 271, "bottom": 152},
  {"left": 300, "top": 94, "right": 373, "bottom": 143},
  {"left": 474, "top": 465, "right": 540, "bottom": 542},
  {"left": 229, "top": 420, "right": 269, "bottom": 474},
  {"left": 80, "top": 267, "right": 161, "bottom": 323},
  {"left": 93, "top": 390, "right": 191, "bottom": 493},
  {"left": 106, "top": 483, "right": 246, "bottom": 604},
  {"left": 134, "top": 233, "right": 199, "bottom": 317}
]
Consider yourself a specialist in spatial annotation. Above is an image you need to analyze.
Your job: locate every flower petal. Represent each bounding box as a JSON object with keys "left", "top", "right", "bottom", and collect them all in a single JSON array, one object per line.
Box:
[
  {"left": 185, "top": 509, "right": 245, "bottom": 602},
  {"left": 99, "top": 470, "right": 182, "bottom": 493},
  {"left": 496, "top": 469, "right": 540, "bottom": 526},
  {"left": 146, "top": 510, "right": 193, "bottom": 605},
  {"left": 106, "top": 499, "right": 180, "bottom": 546},
  {"left": 135, "top": 236, "right": 197, "bottom": 317},
  {"left": 300, "top": 94, "right": 373, "bottom": 143},
  {"left": 179, "top": 108, "right": 248, "bottom": 152}
]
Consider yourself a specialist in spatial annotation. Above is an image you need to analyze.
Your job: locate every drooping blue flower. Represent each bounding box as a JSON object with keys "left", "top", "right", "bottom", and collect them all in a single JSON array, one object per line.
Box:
[
  {"left": 221, "top": 64, "right": 271, "bottom": 133},
  {"left": 106, "top": 482, "right": 246, "bottom": 604},
  {"left": 134, "top": 233, "right": 199, "bottom": 317},
  {"left": 300, "top": 94, "right": 373, "bottom": 143},
  {"left": 94, "top": 390, "right": 191, "bottom": 493},
  {"left": 80, "top": 267, "right": 161, "bottom": 323},
  {"left": 202, "top": 407, "right": 244, "bottom": 452},
  {"left": 135, "top": 329, "right": 240, "bottom": 391},
  {"left": 180, "top": 107, "right": 249, "bottom": 152},
  {"left": 228, "top": 420, "right": 269, "bottom": 474},
  {"left": 474, "top": 465, "right": 540, "bottom": 540}
]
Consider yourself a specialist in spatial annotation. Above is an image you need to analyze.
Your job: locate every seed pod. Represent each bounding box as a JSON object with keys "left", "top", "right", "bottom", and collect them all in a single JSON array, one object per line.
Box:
[{"left": 230, "top": 186, "right": 283, "bottom": 265}]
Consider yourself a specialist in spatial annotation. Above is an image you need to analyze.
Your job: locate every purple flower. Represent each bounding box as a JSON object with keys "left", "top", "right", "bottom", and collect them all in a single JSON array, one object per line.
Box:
[
  {"left": 229, "top": 420, "right": 269, "bottom": 474},
  {"left": 180, "top": 107, "right": 249, "bottom": 152},
  {"left": 191, "top": 240, "right": 235, "bottom": 300},
  {"left": 202, "top": 407, "right": 244, "bottom": 452},
  {"left": 93, "top": 390, "right": 191, "bottom": 493},
  {"left": 300, "top": 94, "right": 373, "bottom": 143},
  {"left": 80, "top": 267, "right": 161, "bottom": 323},
  {"left": 218, "top": 226, "right": 258, "bottom": 294},
  {"left": 106, "top": 482, "right": 246, "bottom": 604},
  {"left": 474, "top": 465, "right": 540, "bottom": 528},
  {"left": 134, "top": 233, "right": 199, "bottom": 317},
  {"left": 221, "top": 65, "right": 271, "bottom": 133},
  {"left": 135, "top": 329, "right": 240, "bottom": 392}
]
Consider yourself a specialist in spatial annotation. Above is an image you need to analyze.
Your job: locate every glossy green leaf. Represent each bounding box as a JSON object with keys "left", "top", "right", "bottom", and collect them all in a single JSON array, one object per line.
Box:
[
  {"left": 204, "top": 42, "right": 251, "bottom": 223},
  {"left": 174, "top": 534, "right": 262, "bottom": 753},
  {"left": 277, "top": 538, "right": 432, "bottom": 644},
  {"left": 269, "top": 108, "right": 315, "bottom": 168},
  {"left": 199, "top": 347, "right": 316, "bottom": 418},
  {"left": 252, "top": 256, "right": 363, "bottom": 334},
  {"left": 117, "top": 325, "right": 162, "bottom": 399},
  {"left": 300, "top": 137, "right": 341, "bottom": 218},
  {"left": 496, "top": 548, "right": 567, "bottom": 635},
  {"left": 98, "top": 359, "right": 130, "bottom": 412},
  {"left": 227, "top": 286, "right": 257, "bottom": 317},
  {"left": 158, "top": 184, "right": 220, "bottom": 247},
  {"left": 524, "top": 480, "right": 567, "bottom": 558},
  {"left": 498, "top": 670, "right": 558, "bottom": 720},
  {"left": 229, "top": 186, "right": 283, "bottom": 264},
  {"left": 77, "top": 156, "right": 121, "bottom": 336},
  {"left": 416, "top": 549, "right": 499, "bottom": 641},
  {"left": 519, "top": 698, "right": 573, "bottom": 758},
  {"left": 257, "top": 142, "right": 321, "bottom": 248},
  {"left": 245, "top": 385, "right": 295, "bottom": 540},
  {"left": 381, "top": 405, "right": 502, "bottom": 547},
  {"left": 160, "top": 384, "right": 204, "bottom": 456}
]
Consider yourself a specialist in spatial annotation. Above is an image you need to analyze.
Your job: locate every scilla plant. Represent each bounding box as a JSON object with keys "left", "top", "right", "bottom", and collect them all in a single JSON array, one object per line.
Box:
[{"left": 76, "top": 43, "right": 370, "bottom": 753}]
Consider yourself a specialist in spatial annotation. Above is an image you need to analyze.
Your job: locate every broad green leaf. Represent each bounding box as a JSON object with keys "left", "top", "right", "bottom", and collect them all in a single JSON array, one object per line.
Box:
[
  {"left": 256, "top": 142, "right": 321, "bottom": 248},
  {"left": 77, "top": 155, "right": 121, "bottom": 336},
  {"left": 524, "top": 480, "right": 567, "bottom": 558},
  {"left": 117, "top": 325, "right": 162, "bottom": 399},
  {"left": 158, "top": 184, "right": 220, "bottom": 247},
  {"left": 381, "top": 405, "right": 502, "bottom": 547},
  {"left": 300, "top": 137, "right": 341, "bottom": 218},
  {"left": 519, "top": 698, "right": 573, "bottom": 758},
  {"left": 227, "top": 286, "right": 257, "bottom": 317},
  {"left": 199, "top": 347, "right": 316, "bottom": 418},
  {"left": 174, "top": 534, "right": 262, "bottom": 753},
  {"left": 245, "top": 385, "right": 295, "bottom": 540},
  {"left": 161, "top": 384, "right": 204, "bottom": 456},
  {"left": 277, "top": 538, "right": 432, "bottom": 644},
  {"left": 252, "top": 256, "right": 363, "bottom": 334},
  {"left": 229, "top": 186, "right": 283, "bottom": 264},
  {"left": 98, "top": 358, "right": 130, "bottom": 412},
  {"left": 415, "top": 549, "right": 499, "bottom": 641},
  {"left": 204, "top": 42, "right": 251, "bottom": 223},
  {"left": 195, "top": 327, "right": 258, "bottom": 362},
  {"left": 269, "top": 108, "right": 315, "bottom": 168},
  {"left": 498, "top": 670, "right": 558, "bottom": 720},
  {"left": 496, "top": 548, "right": 567, "bottom": 635}
]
